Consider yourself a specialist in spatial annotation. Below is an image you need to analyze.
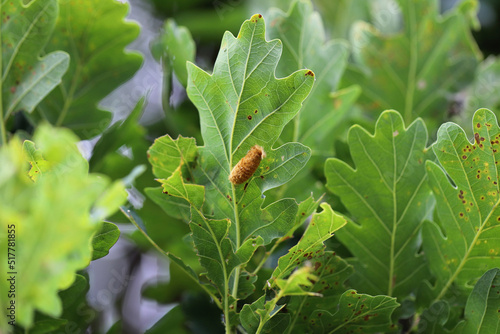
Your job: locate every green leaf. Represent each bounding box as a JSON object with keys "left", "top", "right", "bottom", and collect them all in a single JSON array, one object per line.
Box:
[
  {"left": 454, "top": 56, "right": 500, "bottom": 137},
  {"left": 91, "top": 222, "right": 120, "bottom": 261},
  {"left": 34, "top": 0, "right": 143, "bottom": 139},
  {"left": 23, "top": 140, "right": 50, "bottom": 181},
  {"left": 271, "top": 203, "right": 346, "bottom": 283},
  {"left": 119, "top": 206, "right": 212, "bottom": 301},
  {"left": 153, "top": 19, "right": 196, "bottom": 87},
  {"left": 308, "top": 290, "right": 399, "bottom": 333},
  {"left": 456, "top": 268, "right": 500, "bottom": 333},
  {"left": 282, "top": 251, "right": 353, "bottom": 333},
  {"left": 313, "top": 0, "right": 402, "bottom": 39},
  {"left": 145, "top": 305, "right": 188, "bottom": 334},
  {"left": 265, "top": 0, "right": 357, "bottom": 201},
  {"left": 342, "top": 0, "right": 481, "bottom": 125},
  {"left": 148, "top": 134, "right": 198, "bottom": 180},
  {"left": 185, "top": 13, "right": 314, "bottom": 221},
  {"left": 265, "top": 203, "right": 398, "bottom": 333},
  {"left": 146, "top": 13, "right": 315, "bottom": 331},
  {"left": 325, "top": 110, "right": 434, "bottom": 299},
  {"left": 106, "top": 320, "right": 123, "bottom": 334},
  {"left": 419, "top": 269, "right": 500, "bottom": 333},
  {"left": 145, "top": 186, "right": 192, "bottom": 222},
  {"left": 422, "top": 108, "right": 500, "bottom": 303},
  {"left": 268, "top": 0, "right": 350, "bottom": 149},
  {"left": 21, "top": 319, "right": 68, "bottom": 334},
  {"left": 0, "top": 125, "right": 126, "bottom": 329},
  {"left": 0, "top": 0, "right": 69, "bottom": 126},
  {"left": 57, "top": 274, "right": 92, "bottom": 330},
  {"left": 89, "top": 97, "right": 147, "bottom": 173},
  {"left": 274, "top": 266, "right": 321, "bottom": 297},
  {"left": 417, "top": 301, "right": 451, "bottom": 334},
  {"left": 241, "top": 267, "right": 320, "bottom": 334},
  {"left": 148, "top": 14, "right": 316, "bottom": 249},
  {"left": 467, "top": 56, "right": 500, "bottom": 113},
  {"left": 190, "top": 206, "right": 264, "bottom": 297}
]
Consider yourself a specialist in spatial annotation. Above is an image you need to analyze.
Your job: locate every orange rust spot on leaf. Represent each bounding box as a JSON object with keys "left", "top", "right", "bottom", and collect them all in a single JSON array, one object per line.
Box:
[{"left": 305, "top": 70, "right": 314, "bottom": 77}]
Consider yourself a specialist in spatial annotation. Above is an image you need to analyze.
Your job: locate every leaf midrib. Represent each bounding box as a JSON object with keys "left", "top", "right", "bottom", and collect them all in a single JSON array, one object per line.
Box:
[{"left": 435, "top": 196, "right": 500, "bottom": 302}]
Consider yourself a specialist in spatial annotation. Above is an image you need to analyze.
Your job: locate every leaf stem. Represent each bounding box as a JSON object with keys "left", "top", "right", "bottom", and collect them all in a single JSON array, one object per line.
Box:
[
  {"left": 120, "top": 207, "right": 222, "bottom": 310},
  {"left": 191, "top": 205, "right": 232, "bottom": 334},
  {"left": 231, "top": 184, "right": 241, "bottom": 316},
  {"left": 255, "top": 290, "right": 283, "bottom": 334}
]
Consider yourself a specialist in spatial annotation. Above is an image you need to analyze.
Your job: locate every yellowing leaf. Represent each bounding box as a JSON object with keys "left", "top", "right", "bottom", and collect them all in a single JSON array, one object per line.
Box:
[{"left": 0, "top": 125, "right": 126, "bottom": 330}]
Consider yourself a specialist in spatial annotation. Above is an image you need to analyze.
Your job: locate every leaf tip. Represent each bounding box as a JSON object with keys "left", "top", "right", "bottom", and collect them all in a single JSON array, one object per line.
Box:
[{"left": 250, "top": 13, "right": 263, "bottom": 22}]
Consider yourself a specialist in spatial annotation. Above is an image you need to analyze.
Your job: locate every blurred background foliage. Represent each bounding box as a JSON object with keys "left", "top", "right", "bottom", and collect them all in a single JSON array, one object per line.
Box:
[{"left": 2, "top": 0, "right": 500, "bottom": 333}]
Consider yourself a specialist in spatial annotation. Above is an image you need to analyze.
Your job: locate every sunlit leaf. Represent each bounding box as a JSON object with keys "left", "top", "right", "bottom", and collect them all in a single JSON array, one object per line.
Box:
[
  {"left": 23, "top": 140, "right": 50, "bottom": 182},
  {"left": 240, "top": 267, "right": 318, "bottom": 334},
  {"left": 0, "top": 125, "right": 126, "bottom": 329},
  {"left": 271, "top": 203, "right": 346, "bottom": 282}
]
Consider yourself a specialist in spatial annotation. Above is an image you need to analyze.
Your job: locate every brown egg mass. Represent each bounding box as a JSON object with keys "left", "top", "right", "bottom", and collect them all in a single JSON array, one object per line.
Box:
[{"left": 229, "top": 145, "right": 266, "bottom": 185}]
